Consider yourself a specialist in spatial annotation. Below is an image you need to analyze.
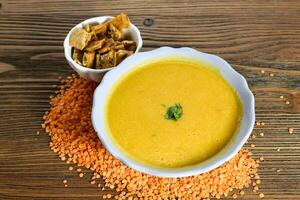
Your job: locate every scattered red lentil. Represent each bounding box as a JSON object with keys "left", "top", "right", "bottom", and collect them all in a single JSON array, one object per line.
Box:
[
  {"left": 63, "top": 179, "right": 67, "bottom": 184},
  {"left": 251, "top": 144, "right": 256, "bottom": 148},
  {"left": 77, "top": 168, "right": 82, "bottom": 172},
  {"left": 43, "top": 76, "right": 260, "bottom": 199},
  {"left": 280, "top": 95, "right": 284, "bottom": 99},
  {"left": 260, "top": 132, "right": 264, "bottom": 137},
  {"left": 270, "top": 73, "right": 274, "bottom": 77},
  {"left": 36, "top": 131, "right": 40, "bottom": 135},
  {"left": 259, "top": 193, "right": 265, "bottom": 198},
  {"left": 64, "top": 184, "right": 68, "bottom": 187},
  {"left": 276, "top": 169, "right": 281, "bottom": 173},
  {"left": 261, "top": 122, "right": 265, "bottom": 126},
  {"left": 69, "top": 166, "right": 73, "bottom": 171},
  {"left": 288, "top": 127, "right": 294, "bottom": 134},
  {"left": 259, "top": 157, "right": 264, "bottom": 161},
  {"left": 261, "top": 70, "right": 265, "bottom": 74},
  {"left": 277, "top": 148, "right": 281, "bottom": 152},
  {"left": 285, "top": 101, "right": 290, "bottom": 105},
  {"left": 90, "top": 180, "right": 96, "bottom": 185}
]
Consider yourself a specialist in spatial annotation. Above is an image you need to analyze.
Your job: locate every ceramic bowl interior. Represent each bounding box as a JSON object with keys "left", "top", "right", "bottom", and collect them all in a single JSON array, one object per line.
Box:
[
  {"left": 92, "top": 47, "right": 255, "bottom": 177},
  {"left": 63, "top": 16, "right": 143, "bottom": 82}
]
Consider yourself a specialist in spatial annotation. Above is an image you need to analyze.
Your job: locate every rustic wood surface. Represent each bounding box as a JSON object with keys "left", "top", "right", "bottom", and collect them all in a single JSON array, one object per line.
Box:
[{"left": 0, "top": 0, "right": 299, "bottom": 199}]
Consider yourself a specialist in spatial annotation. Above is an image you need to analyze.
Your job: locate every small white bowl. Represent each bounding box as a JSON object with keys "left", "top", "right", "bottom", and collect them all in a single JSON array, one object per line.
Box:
[
  {"left": 64, "top": 16, "right": 143, "bottom": 82},
  {"left": 92, "top": 47, "right": 255, "bottom": 177}
]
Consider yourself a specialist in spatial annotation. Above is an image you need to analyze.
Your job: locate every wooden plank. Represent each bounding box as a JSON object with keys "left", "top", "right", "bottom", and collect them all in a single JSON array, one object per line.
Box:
[{"left": 0, "top": 0, "right": 299, "bottom": 199}]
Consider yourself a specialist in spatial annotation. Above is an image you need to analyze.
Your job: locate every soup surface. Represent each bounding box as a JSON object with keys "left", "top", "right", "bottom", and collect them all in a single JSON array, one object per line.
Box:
[{"left": 105, "top": 57, "right": 242, "bottom": 168}]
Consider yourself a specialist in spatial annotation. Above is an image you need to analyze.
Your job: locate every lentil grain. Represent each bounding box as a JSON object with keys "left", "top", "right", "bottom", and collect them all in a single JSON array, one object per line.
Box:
[
  {"left": 288, "top": 128, "right": 294, "bottom": 134},
  {"left": 260, "top": 133, "right": 264, "bottom": 137},
  {"left": 259, "top": 193, "right": 265, "bottom": 198}
]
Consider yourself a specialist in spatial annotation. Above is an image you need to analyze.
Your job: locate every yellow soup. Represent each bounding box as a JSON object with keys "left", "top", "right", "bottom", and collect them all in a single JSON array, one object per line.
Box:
[{"left": 105, "top": 57, "right": 242, "bottom": 168}]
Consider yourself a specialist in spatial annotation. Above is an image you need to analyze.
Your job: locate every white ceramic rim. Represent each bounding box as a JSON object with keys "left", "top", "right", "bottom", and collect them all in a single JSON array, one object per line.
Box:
[
  {"left": 63, "top": 16, "right": 143, "bottom": 73},
  {"left": 92, "top": 47, "right": 255, "bottom": 178}
]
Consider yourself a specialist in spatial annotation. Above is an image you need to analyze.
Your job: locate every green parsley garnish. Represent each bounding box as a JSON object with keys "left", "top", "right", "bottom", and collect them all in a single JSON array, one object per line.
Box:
[{"left": 164, "top": 103, "right": 183, "bottom": 121}]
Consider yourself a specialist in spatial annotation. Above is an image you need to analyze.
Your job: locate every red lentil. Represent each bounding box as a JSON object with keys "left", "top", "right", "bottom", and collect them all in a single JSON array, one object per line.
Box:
[
  {"left": 288, "top": 128, "right": 294, "bottom": 134},
  {"left": 43, "top": 76, "right": 260, "bottom": 199},
  {"left": 259, "top": 157, "right": 264, "bottom": 161},
  {"left": 260, "top": 132, "right": 264, "bottom": 137},
  {"left": 77, "top": 168, "right": 82, "bottom": 172},
  {"left": 259, "top": 193, "right": 265, "bottom": 198}
]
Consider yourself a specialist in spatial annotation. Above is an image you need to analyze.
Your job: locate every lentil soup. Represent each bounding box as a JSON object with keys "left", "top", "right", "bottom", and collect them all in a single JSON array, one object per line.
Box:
[{"left": 105, "top": 58, "right": 243, "bottom": 168}]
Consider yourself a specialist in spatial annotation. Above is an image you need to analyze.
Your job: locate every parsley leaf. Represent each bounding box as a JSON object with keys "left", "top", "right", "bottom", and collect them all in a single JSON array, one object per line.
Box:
[{"left": 164, "top": 103, "right": 183, "bottom": 121}]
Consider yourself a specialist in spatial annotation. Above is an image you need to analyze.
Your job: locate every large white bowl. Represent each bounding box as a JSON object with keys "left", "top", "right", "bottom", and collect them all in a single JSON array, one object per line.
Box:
[
  {"left": 92, "top": 47, "right": 255, "bottom": 178},
  {"left": 64, "top": 16, "right": 143, "bottom": 82}
]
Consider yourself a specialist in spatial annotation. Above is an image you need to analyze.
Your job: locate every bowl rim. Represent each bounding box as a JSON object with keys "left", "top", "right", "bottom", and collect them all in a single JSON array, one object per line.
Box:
[
  {"left": 63, "top": 16, "right": 143, "bottom": 73},
  {"left": 92, "top": 47, "right": 255, "bottom": 178}
]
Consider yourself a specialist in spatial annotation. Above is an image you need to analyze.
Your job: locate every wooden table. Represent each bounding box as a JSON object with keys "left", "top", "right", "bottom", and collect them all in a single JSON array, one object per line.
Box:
[{"left": 0, "top": 1, "right": 299, "bottom": 199}]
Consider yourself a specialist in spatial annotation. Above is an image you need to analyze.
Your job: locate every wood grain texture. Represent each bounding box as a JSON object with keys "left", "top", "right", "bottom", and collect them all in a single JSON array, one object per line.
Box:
[{"left": 0, "top": 0, "right": 299, "bottom": 199}]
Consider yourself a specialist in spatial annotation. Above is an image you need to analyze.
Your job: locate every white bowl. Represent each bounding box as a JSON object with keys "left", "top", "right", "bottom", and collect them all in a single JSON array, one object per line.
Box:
[
  {"left": 92, "top": 47, "right": 255, "bottom": 177},
  {"left": 63, "top": 16, "right": 143, "bottom": 82}
]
